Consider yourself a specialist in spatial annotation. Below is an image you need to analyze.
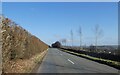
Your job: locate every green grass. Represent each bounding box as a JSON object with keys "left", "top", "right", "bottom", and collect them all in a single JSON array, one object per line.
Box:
[{"left": 62, "top": 49, "right": 120, "bottom": 67}]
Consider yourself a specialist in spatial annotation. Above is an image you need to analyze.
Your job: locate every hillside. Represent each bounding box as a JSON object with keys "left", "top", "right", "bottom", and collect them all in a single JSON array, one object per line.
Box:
[{"left": 0, "top": 15, "right": 48, "bottom": 73}]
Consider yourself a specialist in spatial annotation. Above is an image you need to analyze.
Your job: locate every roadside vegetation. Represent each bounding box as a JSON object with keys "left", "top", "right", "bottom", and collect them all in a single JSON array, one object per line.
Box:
[
  {"left": 1, "top": 15, "right": 48, "bottom": 73},
  {"left": 59, "top": 47, "right": 120, "bottom": 70}
]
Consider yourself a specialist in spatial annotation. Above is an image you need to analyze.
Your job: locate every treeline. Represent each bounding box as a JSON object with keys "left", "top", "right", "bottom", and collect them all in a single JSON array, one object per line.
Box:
[
  {"left": 1, "top": 16, "right": 48, "bottom": 72},
  {"left": 51, "top": 41, "right": 61, "bottom": 48}
]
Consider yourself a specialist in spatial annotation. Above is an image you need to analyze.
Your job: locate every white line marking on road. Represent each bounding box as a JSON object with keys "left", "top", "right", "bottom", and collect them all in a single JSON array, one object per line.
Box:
[
  {"left": 60, "top": 54, "right": 63, "bottom": 55},
  {"left": 68, "top": 59, "right": 74, "bottom": 64}
]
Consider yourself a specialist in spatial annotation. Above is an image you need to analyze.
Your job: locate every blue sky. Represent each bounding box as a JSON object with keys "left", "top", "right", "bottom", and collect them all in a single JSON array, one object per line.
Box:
[
  {"left": 2, "top": 2, "right": 118, "bottom": 46},
  {"left": 2, "top": 0, "right": 120, "bottom": 2}
]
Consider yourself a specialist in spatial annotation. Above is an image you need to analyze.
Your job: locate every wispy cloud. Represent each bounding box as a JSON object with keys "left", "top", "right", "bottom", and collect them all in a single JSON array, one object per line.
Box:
[{"left": 53, "top": 34, "right": 61, "bottom": 39}]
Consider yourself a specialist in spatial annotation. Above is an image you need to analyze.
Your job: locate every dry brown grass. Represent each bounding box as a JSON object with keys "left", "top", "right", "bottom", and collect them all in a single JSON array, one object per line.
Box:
[{"left": 3, "top": 50, "right": 48, "bottom": 73}]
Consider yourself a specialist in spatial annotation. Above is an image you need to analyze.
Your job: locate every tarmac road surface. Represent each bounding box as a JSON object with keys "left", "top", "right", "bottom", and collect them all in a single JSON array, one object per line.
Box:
[{"left": 37, "top": 48, "right": 119, "bottom": 73}]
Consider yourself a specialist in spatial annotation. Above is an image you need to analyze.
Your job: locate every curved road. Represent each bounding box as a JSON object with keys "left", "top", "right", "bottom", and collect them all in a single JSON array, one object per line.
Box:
[{"left": 37, "top": 48, "right": 119, "bottom": 73}]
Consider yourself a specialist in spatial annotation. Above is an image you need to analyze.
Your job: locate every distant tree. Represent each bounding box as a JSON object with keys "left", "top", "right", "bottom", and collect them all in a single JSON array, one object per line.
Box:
[
  {"left": 70, "top": 29, "right": 73, "bottom": 46},
  {"left": 52, "top": 41, "right": 61, "bottom": 48},
  {"left": 61, "top": 39, "right": 67, "bottom": 46},
  {"left": 77, "top": 26, "right": 82, "bottom": 49},
  {"left": 94, "top": 24, "right": 103, "bottom": 52}
]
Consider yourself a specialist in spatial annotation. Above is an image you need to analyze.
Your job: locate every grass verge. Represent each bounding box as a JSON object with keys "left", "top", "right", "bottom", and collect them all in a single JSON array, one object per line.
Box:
[
  {"left": 30, "top": 49, "right": 48, "bottom": 73},
  {"left": 60, "top": 49, "right": 120, "bottom": 70}
]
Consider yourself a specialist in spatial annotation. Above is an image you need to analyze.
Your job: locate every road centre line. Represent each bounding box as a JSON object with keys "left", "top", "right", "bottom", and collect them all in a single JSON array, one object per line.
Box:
[{"left": 68, "top": 59, "right": 75, "bottom": 64}]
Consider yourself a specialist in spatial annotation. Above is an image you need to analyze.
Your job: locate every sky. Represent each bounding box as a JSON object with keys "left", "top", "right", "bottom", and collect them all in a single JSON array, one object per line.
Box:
[
  {"left": 1, "top": 0, "right": 119, "bottom": 2},
  {"left": 2, "top": 2, "right": 118, "bottom": 46}
]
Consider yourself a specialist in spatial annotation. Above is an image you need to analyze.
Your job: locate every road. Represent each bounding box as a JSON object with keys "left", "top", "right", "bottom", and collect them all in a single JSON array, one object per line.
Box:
[{"left": 36, "top": 48, "right": 118, "bottom": 73}]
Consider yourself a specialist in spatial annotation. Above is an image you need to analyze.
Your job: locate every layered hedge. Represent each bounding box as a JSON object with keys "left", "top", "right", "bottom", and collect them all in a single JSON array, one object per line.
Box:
[{"left": 1, "top": 16, "right": 48, "bottom": 72}]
